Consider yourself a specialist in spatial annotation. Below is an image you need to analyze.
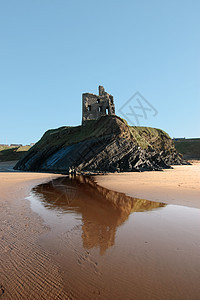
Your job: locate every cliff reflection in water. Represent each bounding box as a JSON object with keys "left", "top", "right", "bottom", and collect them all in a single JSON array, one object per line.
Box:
[{"left": 33, "top": 175, "right": 165, "bottom": 255}]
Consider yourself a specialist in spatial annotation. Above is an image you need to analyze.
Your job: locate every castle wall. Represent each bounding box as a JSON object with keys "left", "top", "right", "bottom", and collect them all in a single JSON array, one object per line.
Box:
[{"left": 82, "top": 86, "right": 115, "bottom": 124}]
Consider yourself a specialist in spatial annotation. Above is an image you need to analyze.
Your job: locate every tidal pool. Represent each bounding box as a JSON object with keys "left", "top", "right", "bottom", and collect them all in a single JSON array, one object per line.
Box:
[{"left": 27, "top": 175, "right": 200, "bottom": 300}]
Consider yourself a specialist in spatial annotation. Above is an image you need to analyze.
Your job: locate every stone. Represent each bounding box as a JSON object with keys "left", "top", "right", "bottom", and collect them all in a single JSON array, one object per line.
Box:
[
  {"left": 14, "top": 115, "right": 189, "bottom": 174},
  {"left": 82, "top": 86, "right": 115, "bottom": 124}
]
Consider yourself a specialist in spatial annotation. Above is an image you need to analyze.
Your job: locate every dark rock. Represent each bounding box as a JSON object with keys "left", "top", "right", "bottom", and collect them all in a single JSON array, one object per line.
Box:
[{"left": 14, "top": 115, "right": 189, "bottom": 174}]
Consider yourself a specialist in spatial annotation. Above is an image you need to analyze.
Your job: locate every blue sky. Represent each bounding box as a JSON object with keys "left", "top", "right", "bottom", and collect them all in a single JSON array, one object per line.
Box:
[{"left": 0, "top": 0, "right": 199, "bottom": 144}]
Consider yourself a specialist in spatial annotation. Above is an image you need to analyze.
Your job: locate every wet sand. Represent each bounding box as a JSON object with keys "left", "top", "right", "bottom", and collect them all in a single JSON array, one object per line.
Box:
[
  {"left": 28, "top": 175, "right": 200, "bottom": 300},
  {"left": 1, "top": 162, "right": 200, "bottom": 299},
  {"left": 0, "top": 163, "right": 68, "bottom": 299},
  {"left": 96, "top": 162, "right": 200, "bottom": 209}
]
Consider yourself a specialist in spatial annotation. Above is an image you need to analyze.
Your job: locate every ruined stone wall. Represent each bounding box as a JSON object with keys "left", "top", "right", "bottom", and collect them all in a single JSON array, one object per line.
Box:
[{"left": 82, "top": 86, "right": 115, "bottom": 124}]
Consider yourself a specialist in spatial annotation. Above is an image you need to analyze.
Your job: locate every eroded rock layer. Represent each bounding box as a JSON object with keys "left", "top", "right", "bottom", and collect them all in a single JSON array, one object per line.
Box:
[{"left": 15, "top": 116, "right": 188, "bottom": 173}]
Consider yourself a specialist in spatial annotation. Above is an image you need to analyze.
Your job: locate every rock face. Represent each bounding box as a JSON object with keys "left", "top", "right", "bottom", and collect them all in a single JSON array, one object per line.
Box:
[{"left": 14, "top": 116, "right": 188, "bottom": 174}]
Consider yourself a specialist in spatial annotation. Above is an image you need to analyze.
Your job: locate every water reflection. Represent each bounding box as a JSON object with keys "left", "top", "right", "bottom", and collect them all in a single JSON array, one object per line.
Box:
[{"left": 32, "top": 175, "right": 165, "bottom": 254}]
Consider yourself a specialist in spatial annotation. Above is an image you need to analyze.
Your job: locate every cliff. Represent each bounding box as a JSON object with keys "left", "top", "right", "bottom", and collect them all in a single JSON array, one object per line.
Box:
[
  {"left": 14, "top": 115, "right": 188, "bottom": 173},
  {"left": 0, "top": 145, "right": 31, "bottom": 162},
  {"left": 174, "top": 138, "right": 200, "bottom": 160}
]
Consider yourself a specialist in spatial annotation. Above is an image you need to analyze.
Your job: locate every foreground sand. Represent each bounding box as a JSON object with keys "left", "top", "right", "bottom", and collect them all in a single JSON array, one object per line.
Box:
[
  {"left": 96, "top": 162, "right": 200, "bottom": 209},
  {"left": 1, "top": 161, "right": 200, "bottom": 299},
  {"left": 0, "top": 166, "right": 68, "bottom": 299}
]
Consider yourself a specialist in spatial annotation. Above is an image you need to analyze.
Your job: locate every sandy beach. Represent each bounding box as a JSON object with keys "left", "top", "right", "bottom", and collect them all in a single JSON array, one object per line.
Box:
[
  {"left": 0, "top": 163, "right": 68, "bottom": 299},
  {"left": 0, "top": 161, "right": 200, "bottom": 299},
  {"left": 96, "top": 162, "right": 200, "bottom": 209}
]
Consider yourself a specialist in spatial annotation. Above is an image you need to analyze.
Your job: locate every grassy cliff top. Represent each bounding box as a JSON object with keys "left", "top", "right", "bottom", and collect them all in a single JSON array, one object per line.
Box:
[
  {"left": 31, "top": 115, "right": 175, "bottom": 153},
  {"left": 130, "top": 126, "right": 172, "bottom": 151},
  {"left": 0, "top": 145, "right": 31, "bottom": 161},
  {"left": 174, "top": 139, "right": 200, "bottom": 158},
  {"left": 1, "top": 116, "right": 176, "bottom": 163}
]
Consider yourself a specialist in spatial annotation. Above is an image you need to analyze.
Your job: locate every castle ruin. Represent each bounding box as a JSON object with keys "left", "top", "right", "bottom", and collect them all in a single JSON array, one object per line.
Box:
[{"left": 82, "top": 86, "right": 115, "bottom": 124}]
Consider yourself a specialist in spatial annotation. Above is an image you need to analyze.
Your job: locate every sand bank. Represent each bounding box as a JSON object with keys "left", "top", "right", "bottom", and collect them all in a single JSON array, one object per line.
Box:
[
  {"left": 0, "top": 163, "right": 68, "bottom": 299},
  {"left": 96, "top": 162, "right": 200, "bottom": 209}
]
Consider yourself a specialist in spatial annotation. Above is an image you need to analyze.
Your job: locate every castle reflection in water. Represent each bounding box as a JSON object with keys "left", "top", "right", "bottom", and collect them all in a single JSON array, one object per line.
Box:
[{"left": 32, "top": 175, "right": 165, "bottom": 255}]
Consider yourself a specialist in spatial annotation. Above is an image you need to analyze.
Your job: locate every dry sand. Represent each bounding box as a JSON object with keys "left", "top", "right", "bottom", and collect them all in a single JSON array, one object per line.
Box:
[{"left": 96, "top": 162, "right": 200, "bottom": 209}]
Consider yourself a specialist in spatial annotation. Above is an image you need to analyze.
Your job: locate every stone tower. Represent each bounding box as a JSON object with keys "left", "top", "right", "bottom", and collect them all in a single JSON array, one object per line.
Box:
[{"left": 82, "top": 86, "right": 115, "bottom": 124}]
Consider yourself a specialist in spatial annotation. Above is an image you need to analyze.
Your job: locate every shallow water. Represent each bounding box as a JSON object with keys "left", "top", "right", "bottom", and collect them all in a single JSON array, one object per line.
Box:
[{"left": 27, "top": 175, "right": 200, "bottom": 300}]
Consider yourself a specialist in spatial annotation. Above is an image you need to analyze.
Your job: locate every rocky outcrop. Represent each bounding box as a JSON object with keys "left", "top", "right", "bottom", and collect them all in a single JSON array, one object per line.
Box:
[{"left": 14, "top": 115, "right": 188, "bottom": 173}]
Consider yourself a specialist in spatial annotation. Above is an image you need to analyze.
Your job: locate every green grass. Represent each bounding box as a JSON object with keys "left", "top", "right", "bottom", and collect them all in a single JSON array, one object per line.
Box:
[
  {"left": 31, "top": 115, "right": 175, "bottom": 155},
  {"left": 174, "top": 139, "right": 200, "bottom": 158},
  {"left": 0, "top": 145, "right": 31, "bottom": 161},
  {"left": 34, "top": 116, "right": 125, "bottom": 150},
  {"left": 2, "top": 116, "right": 178, "bottom": 163},
  {"left": 129, "top": 126, "right": 173, "bottom": 151}
]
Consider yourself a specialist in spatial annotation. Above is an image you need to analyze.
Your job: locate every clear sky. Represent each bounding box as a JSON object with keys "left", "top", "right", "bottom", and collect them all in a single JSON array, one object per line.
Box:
[{"left": 0, "top": 0, "right": 199, "bottom": 145}]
